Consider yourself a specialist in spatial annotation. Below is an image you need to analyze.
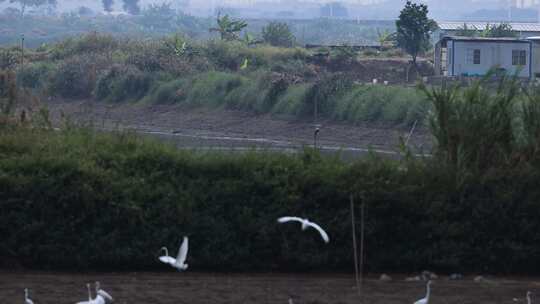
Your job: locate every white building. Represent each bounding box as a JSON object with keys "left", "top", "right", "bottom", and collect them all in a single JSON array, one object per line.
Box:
[
  {"left": 434, "top": 36, "right": 533, "bottom": 78},
  {"left": 435, "top": 22, "right": 540, "bottom": 40}
]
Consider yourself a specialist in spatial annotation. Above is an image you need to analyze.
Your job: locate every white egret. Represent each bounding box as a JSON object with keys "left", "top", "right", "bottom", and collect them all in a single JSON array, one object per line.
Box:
[
  {"left": 76, "top": 283, "right": 93, "bottom": 304},
  {"left": 24, "top": 288, "right": 33, "bottom": 304},
  {"left": 527, "top": 291, "right": 533, "bottom": 304},
  {"left": 414, "top": 280, "right": 432, "bottom": 304},
  {"left": 159, "top": 236, "right": 189, "bottom": 271},
  {"left": 277, "top": 217, "right": 329, "bottom": 243},
  {"left": 95, "top": 282, "right": 113, "bottom": 303}
]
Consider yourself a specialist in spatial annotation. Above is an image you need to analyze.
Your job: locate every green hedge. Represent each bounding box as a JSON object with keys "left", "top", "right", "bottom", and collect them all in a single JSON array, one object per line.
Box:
[{"left": 1, "top": 127, "right": 539, "bottom": 273}]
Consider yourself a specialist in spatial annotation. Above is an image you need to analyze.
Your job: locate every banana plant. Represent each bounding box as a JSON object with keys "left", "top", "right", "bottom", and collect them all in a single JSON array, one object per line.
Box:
[{"left": 209, "top": 13, "right": 248, "bottom": 41}]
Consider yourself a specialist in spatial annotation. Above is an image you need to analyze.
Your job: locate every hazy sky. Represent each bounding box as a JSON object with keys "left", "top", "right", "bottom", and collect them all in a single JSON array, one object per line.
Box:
[{"left": 2, "top": 0, "right": 539, "bottom": 21}]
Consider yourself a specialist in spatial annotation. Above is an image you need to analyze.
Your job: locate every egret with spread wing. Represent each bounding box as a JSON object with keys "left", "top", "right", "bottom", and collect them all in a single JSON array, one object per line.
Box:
[
  {"left": 277, "top": 217, "right": 330, "bottom": 243},
  {"left": 95, "top": 282, "right": 113, "bottom": 304},
  {"left": 159, "top": 236, "right": 189, "bottom": 271},
  {"left": 414, "top": 280, "right": 432, "bottom": 304}
]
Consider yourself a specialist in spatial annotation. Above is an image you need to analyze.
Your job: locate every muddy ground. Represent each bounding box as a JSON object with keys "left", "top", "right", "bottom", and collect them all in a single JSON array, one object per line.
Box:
[
  {"left": 0, "top": 271, "right": 538, "bottom": 304},
  {"left": 43, "top": 100, "right": 432, "bottom": 159}
]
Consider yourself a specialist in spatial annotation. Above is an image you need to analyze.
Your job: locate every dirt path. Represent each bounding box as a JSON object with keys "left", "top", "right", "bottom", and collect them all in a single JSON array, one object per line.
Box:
[
  {"left": 44, "top": 100, "right": 432, "bottom": 158},
  {"left": 1, "top": 271, "right": 538, "bottom": 304}
]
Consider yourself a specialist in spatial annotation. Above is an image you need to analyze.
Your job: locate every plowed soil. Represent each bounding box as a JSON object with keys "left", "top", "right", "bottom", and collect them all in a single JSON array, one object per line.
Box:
[
  {"left": 43, "top": 100, "right": 432, "bottom": 159},
  {"left": 1, "top": 272, "right": 538, "bottom": 304}
]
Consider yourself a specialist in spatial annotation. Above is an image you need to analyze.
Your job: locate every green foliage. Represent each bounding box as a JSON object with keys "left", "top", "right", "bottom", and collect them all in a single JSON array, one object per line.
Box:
[
  {"left": 331, "top": 44, "right": 358, "bottom": 63},
  {"left": 95, "top": 64, "right": 154, "bottom": 103},
  {"left": 376, "top": 29, "right": 395, "bottom": 48},
  {"left": 334, "top": 84, "right": 428, "bottom": 125},
  {"left": 2, "top": 127, "right": 540, "bottom": 273},
  {"left": 51, "top": 32, "right": 118, "bottom": 60},
  {"left": 481, "top": 23, "right": 518, "bottom": 38},
  {"left": 422, "top": 73, "right": 520, "bottom": 174},
  {"left": 48, "top": 55, "right": 98, "bottom": 99},
  {"left": 17, "top": 62, "right": 54, "bottom": 89},
  {"left": 0, "top": 70, "right": 17, "bottom": 117},
  {"left": 210, "top": 14, "right": 248, "bottom": 41},
  {"left": 262, "top": 22, "right": 295, "bottom": 48},
  {"left": 0, "top": 48, "right": 18, "bottom": 70},
  {"left": 396, "top": 1, "right": 437, "bottom": 64},
  {"left": 455, "top": 23, "right": 479, "bottom": 37}
]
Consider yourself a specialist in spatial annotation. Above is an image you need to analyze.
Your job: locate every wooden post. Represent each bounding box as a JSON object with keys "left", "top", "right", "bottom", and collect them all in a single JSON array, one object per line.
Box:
[
  {"left": 350, "top": 195, "right": 360, "bottom": 295},
  {"left": 359, "top": 201, "right": 365, "bottom": 297}
]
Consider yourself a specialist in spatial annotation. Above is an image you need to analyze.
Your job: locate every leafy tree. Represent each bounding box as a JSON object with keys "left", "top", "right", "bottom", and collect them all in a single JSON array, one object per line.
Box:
[
  {"left": 210, "top": 14, "right": 247, "bottom": 41},
  {"left": 395, "top": 1, "right": 437, "bottom": 65},
  {"left": 140, "top": 2, "right": 176, "bottom": 28},
  {"left": 102, "top": 0, "right": 114, "bottom": 13},
  {"left": 0, "top": 0, "right": 57, "bottom": 17},
  {"left": 262, "top": 22, "right": 295, "bottom": 48},
  {"left": 481, "top": 23, "right": 517, "bottom": 38},
  {"left": 122, "top": 0, "right": 140, "bottom": 15}
]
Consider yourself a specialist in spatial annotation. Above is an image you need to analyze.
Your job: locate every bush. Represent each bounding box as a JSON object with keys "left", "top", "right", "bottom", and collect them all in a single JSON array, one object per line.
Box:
[
  {"left": 142, "top": 78, "right": 188, "bottom": 104},
  {"left": 334, "top": 84, "right": 428, "bottom": 125},
  {"left": 262, "top": 22, "right": 296, "bottom": 48},
  {"left": 95, "top": 64, "right": 154, "bottom": 102},
  {"left": 17, "top": 62, "right": 55, "bottom": 90},
  {"left": 49, "top": 56, "right": 99, "bottom": 99},
  {"left": 51, "top": 32, "right": 118, "bottom": 60},
  {"left": 1, "top": 127, "right": 540, "bottom": 273}
]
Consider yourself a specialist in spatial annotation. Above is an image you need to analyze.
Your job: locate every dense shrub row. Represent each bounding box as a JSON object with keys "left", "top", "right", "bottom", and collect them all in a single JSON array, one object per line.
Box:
[
  {"left": 0, "top": 127, "right": 539, "bottom": 273},
  {"left": 5, "top": 32, "right": 425, "bottom": 126}
]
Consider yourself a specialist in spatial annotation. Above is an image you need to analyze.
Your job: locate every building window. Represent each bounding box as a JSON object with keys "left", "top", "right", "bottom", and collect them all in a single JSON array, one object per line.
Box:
[
  {"left": 466, "top": 49, "right": 481, "bottom": 64},
  {"left": 512, "top": 50, "right": 527, "bottom": 66},
  {"left": 473, "top": 49, "right": 481, "bottom": 64}
]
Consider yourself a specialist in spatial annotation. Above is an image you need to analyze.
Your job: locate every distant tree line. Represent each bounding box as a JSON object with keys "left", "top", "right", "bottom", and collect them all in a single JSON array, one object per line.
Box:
[{"left": 101, "top": 0, "right": 140, "bottom": 15}]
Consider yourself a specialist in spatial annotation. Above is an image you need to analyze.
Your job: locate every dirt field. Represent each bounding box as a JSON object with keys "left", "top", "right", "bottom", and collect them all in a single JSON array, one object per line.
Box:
[
  {"left": 43, "top": 100, "right": 432, "bottom": 159},
  {"left": 0, "top": 272, "right": 538, "bottom": 304}
]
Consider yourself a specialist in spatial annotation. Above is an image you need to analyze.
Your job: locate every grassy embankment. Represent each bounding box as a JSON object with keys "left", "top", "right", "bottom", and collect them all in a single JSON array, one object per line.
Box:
[{"left": 2, "top": 32, "right": 427, "bottom": 126}]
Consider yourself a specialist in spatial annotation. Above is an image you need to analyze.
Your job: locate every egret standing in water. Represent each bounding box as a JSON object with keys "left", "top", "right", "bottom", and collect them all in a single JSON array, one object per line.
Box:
[
  {"left": 24, "top": 288, "right": 33, "bottom": 304},
  {"left": 277, "top": 217, "right": 330, "bottom": 243},
  {"left": 159, "top": 236, "right": 189, "bottom": 271},
  {"left": 414, "top": 280, "right": 432, "bottom": 304}
]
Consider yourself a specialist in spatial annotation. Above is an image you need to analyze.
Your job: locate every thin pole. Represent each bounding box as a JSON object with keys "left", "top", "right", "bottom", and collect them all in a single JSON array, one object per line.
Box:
[
  {"left": 405, "top": 119, "right": 418, "bottom": 146},
  {"left": 20, "top": 34, "right": 24, "bottom": 74},
  {"left": 359, "top": 201, "right": 365, "bottom": 298},
  {"left": 350, "top": 195, "right": 360, "bottom": 295}
]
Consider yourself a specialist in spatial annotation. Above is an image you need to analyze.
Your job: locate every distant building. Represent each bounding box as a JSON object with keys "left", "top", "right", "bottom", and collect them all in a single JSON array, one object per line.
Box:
[
  {"left": 434, "top": 36, "right": 533, "bottom": 78},
  {"left": 435, "top": 22, "right": 540, "bottom": 40}
]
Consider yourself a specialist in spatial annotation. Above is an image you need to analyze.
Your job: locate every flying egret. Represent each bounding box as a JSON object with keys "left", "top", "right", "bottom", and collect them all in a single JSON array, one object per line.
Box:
[
  {"left": 414, "top": 280, "right": 432, "bottom": 304},
  {"left": 95, "top": 282, "right": 113, "bottom": 303},
  {"left": 76, "top": 283, "right": 93, "bottom": 304},
  {"left": 24, "top": 288, "right": 33, "bottom": 304},
  {"left": 159, "top": 236, "right": 189, "bottom": 271},
  {"left": 277, "top": 217, "right": 329, "bottom": 243}
]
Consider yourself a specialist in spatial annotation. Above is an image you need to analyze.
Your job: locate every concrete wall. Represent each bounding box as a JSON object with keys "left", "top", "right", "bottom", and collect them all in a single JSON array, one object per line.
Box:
[{"left": 448, "top": 41, "right": 531, "bottom": 77}]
